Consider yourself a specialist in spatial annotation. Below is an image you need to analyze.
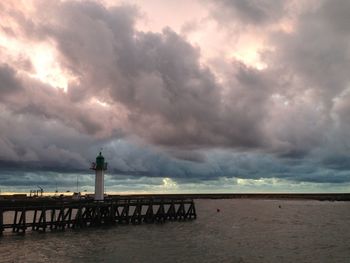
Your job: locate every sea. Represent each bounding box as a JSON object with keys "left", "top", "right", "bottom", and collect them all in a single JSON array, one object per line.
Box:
[{"left": 0, "top": 199, "right": 349, "bottom": 263}]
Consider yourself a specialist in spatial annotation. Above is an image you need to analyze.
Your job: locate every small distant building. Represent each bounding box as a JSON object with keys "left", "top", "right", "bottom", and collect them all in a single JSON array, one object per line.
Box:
[
  {"left": 90, "top": 152, "right": 108, "bottom": 201},
  {"left": 12, "top": 194, "right": 27, "bottom": 199},
  {"left": 72, "top": 192, "right": 81, "bottom": 200}
]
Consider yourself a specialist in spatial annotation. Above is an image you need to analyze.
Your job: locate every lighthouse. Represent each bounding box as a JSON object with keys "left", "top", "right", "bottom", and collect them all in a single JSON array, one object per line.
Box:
[{"left": 91, "top": 152, "right": 107, "bottom": 201}]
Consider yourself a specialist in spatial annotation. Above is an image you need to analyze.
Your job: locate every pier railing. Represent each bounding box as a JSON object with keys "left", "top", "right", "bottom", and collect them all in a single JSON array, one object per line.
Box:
[{"left": 0, "top": 197, "right": 196, "bottom": 234}]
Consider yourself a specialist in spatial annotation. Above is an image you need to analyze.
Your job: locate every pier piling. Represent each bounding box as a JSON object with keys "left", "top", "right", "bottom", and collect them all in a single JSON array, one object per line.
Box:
[
  {"left": 0, "top": 197, "right": 196, "bottom": 235},
  {"left": 0, "top": 209, "right": 3, "bottom": 235}
]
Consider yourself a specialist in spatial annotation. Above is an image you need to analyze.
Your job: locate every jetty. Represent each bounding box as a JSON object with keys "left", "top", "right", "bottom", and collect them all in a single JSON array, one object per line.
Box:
[
  {"left": 0, "top": 196, "right": 197, "bottom": 235},
  {"left": 0, "top": 153, "right": 197, "bottom": 235}
]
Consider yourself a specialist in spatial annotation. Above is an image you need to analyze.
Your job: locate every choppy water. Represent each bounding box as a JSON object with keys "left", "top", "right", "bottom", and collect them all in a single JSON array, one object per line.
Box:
[{"left": 1, "top": 199, "right": 350, "bottom": 263}]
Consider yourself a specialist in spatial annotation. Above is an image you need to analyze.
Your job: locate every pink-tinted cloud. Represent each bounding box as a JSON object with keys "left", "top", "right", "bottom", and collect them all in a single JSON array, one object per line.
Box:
[{"left": 1, "top": 0, "right": 350, "bottom": 189}]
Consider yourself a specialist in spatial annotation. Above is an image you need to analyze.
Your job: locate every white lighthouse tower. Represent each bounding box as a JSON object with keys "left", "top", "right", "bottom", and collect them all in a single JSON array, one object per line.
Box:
[{"left": 91, "top": 152, "right": 107, "bottom": 201}]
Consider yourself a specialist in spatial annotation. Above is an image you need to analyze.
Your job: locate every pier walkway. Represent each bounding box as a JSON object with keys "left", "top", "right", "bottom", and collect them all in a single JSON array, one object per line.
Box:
[{"left": 0, "top": 197, "right": 196, "bottom": 234}]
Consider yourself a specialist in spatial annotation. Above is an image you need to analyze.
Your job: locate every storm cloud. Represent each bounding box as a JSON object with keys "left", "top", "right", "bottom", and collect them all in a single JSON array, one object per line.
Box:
[{"left": 1, "top": 0, "right": 350, "bottom": 192}]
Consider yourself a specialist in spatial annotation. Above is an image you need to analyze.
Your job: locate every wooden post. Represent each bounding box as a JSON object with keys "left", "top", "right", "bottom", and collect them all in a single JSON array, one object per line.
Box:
[
  {"left": 131, "top": 202, "right": 142, "bottom": 224},
  {"left": 166, "top": 202, "right": 176, "bottom": 220},
  {"left": 144, "top": 203, "right": 154, "bottom": 223},
  {"left": 156, "top": 202, "right": 165, "bottom": 223},
  {"left": 68, "top": 208, "right": 73, "bottom": 228},
  {"left": 12, "top": 210, "right": 18, "bottom": 232},
  {"left": 36, "top": 208, "right": 45, "bottom": 231},
  {"left": 0, "top": 209, "right": 3, "bottom": 235},
  {"left": 95, "top": 205, "right": 101, "bottom": 226},
  {"left": 17, "top": 208, "right": 26, "bottom": 233},
  {"left": 50, "top": 209, "right": 55, "bottom": 230},
  {"left": 32, "top": 209, "right": 38, "bottom": 230},
  {"left": 186, "top": 201, "right": 197, "bottom": 219},
  {"left": 22, "top": 208, "right": 26, "bottom": 233},
  {"left": 176, "top": 202, "right": 186, "bottom": 220},
  {"left": 57, "top": 207, "right": 65, "bottom": 230},
  {"left": 109, "top": 203, "right": 116, "bottom": 225},
  {"left": 119, "top": 204, "right": 129, "bottom": 224},
  {"left": 40, "top": 208, "right": 47, "bottom": 232},
  {"left": 64, "top": 208, "right": 72, "bottom": 228},
  {"left": 74, "top": 205, "right": 82, "bottom": 228}
]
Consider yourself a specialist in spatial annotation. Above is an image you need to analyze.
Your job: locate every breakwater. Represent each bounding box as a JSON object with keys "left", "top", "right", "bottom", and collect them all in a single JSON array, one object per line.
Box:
[
  {"left": 108, "top": 193, "right": 350, "bottom": 201},
  {"left": 0, "top": 197, "right": 196, "bottom": 234}
]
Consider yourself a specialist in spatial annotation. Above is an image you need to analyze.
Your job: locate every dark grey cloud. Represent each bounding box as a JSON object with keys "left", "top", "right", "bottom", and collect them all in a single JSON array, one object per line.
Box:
[
  {"left": 1, "top": 0, "right": 350, "bottom": 191},
  {"left": 209, "top": 0, "right": 286, "bottom": 25},
  {"left": 262, "top": 0, "right": 350, "bottom": 157},
  {"left": 165, "top": 149, "right": 207, "bottom": 163},
  {"left": 268, "top": 3, "right": 350, "bottom": 105},
  {"left": 3, "top": 1, "right": 271, "bottom": 150},
  {"left": 0, "top": 63, "right": 22, "bottom": 94}
]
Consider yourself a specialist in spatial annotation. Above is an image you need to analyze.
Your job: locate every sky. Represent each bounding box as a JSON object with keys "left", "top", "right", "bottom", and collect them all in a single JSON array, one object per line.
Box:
[{"left": 1, "top": 0, "right": 350, "bottom": 194}]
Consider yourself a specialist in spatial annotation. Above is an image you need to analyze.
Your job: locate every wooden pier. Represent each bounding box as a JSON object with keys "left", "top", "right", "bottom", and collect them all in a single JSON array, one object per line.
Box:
[{"left": 0, "top": 197, "right": 196, "bottom": 234}]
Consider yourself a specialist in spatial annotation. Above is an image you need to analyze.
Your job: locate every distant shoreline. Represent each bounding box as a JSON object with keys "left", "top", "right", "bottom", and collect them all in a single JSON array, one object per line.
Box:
[
  {"left": 111, "top": 193, "right": 350, "bottom": 201},
  {"left": 1, "top": 193, "right": 350, "bottom": 202}
]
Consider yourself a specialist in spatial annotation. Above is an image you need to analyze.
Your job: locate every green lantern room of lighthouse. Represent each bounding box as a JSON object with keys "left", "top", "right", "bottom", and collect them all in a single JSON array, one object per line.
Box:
[{"left": 95, "top": 152, "right": 107, "bottom": 170}]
